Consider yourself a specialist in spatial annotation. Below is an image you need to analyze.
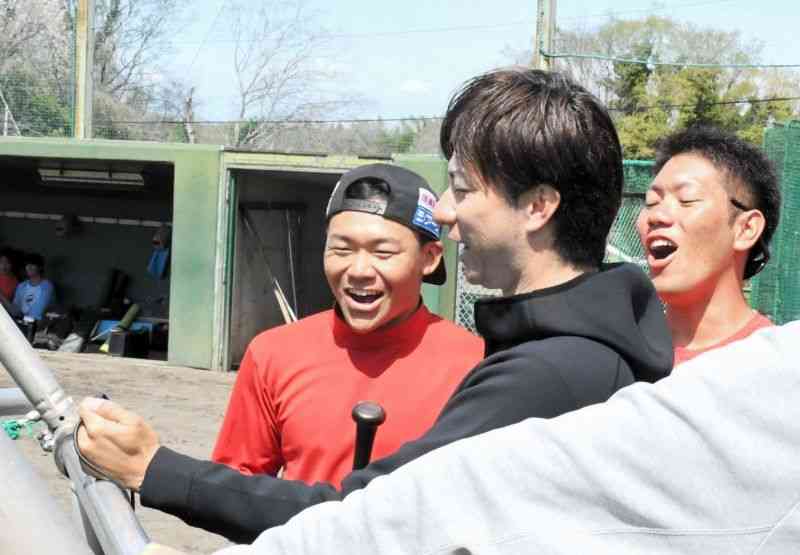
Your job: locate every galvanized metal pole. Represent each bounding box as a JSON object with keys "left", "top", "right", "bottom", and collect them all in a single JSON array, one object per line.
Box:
[
  {"left": 532, "top": 0, "right": 556, "bottom": 70},
  {"left": 0, "top": 307, "right": 151, "bottom": 555},
  {"left": 0, "top": 430, "right": 93, "bottom": 554},
  {"left": 0, "top": 386, "right": 32, "bottom": 416},
  {"left": 61, "top": 442, "right": 152, "bottom": 555},
  {"left": 74, "top": 0, "right": 95, "bottom": 139},
  {"left": 0, "top": 311, "right": 75, "bottom": 431}
]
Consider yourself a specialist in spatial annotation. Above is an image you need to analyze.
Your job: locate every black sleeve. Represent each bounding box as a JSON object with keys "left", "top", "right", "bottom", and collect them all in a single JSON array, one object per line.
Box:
[
  {"left": 340, "top": 348, "right": 585, "bottom": 494},
  {"left": 140, "top": 447, "right": 343, "bottom": 544},
  {"left": 141, "top": 343, "right": 623, "bottom": 543}
]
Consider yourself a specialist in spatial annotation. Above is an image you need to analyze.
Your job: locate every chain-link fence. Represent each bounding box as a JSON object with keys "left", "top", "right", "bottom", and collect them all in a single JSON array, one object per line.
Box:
[
  {"left": 454, "top": 161, "right": 654, "bottom": 332},
  {"left": 453, "top": 243, "right": 501, "bottom": 332},
  {"left": 605, "top": 162, "right": 651, "bottom": 271},
  {"left": 454, "top": 138, "right": 800, "bottom": 332},
  {"left": 750, "top": 121, "right": 800, "bottom": 324}
]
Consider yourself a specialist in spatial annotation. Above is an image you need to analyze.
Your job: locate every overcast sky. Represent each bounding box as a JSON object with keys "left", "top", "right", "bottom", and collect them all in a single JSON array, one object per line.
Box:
[{"left": 161, "top": 0, "right": 798, "bottom": 120}]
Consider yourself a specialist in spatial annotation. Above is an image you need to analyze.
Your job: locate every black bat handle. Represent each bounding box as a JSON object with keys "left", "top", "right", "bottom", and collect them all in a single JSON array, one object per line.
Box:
[{"left": 351, "top": 401, "right": 386, "bottom": 470}]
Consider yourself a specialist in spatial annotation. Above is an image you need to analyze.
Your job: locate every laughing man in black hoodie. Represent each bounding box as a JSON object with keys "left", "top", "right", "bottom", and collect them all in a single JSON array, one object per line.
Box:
[{"left": 77, "top": 68, "right": 673, "bottom": 544}]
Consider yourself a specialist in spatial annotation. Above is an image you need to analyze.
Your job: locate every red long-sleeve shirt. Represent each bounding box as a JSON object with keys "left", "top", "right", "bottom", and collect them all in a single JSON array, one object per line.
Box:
[
  {"left": 212, "top": 305, "right": 484, "bottom": 487},
  {"left": 674, "top": 312, "right": 773, "bottom": 367}
]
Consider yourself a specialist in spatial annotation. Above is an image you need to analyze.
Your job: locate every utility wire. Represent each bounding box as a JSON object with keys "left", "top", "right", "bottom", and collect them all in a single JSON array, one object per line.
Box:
[
  {"left": 96, "top": 116, "right": 442, "bottom": 125},
  {"left": 188, "top": 0, "right": 229, "bottom": 72},
  {"left": 168, "top": 0, "right": 743, "bottom": 45},
  {"left": 560, "top": 0, "right": 743, "bottom": 21},
  {"left": 169, "top": 20, "right": 534, "bottom": 44},
  {"left": 611, "top": 95, "right": 800, "bottom": 113},
  {"left": 542, "top": 49, "right": 800, "bottom": 69},
  {"left": 94, "top": 95, "right": 800, "bottom": 126},
  {"left": 331, "top": 21, "right": 530, "bottom": 38}
]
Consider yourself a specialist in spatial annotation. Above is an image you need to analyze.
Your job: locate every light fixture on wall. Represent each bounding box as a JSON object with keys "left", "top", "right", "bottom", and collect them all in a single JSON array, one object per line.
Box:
[{"left": 38, "top": 168, "right": 145, "bottom": 190}]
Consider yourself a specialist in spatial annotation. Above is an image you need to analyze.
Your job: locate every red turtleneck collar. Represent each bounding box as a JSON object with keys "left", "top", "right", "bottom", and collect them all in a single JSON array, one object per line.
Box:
[{"left": 331, "top": 301, "right": 431, "bottom": 351}]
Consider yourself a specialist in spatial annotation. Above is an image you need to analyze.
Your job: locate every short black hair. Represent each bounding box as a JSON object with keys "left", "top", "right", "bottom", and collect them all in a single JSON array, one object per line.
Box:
[
  {"left": 24, "top": 252, "right": 45, "bottom": 270},
  {"left": 342, "top": 178, "right": 433, "bottom": 245},
  {"left": 654, "top": 126, "right": 781, "bottom": 278},
  {"left": 344, "top": 177, "right": 391, "bottom": 202},
  {"left": 440, "top": 67, "right": 623, "bottom": 269}
]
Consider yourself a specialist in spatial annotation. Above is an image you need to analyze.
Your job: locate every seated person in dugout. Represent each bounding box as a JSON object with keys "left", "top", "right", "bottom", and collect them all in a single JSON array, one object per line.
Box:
[
  {"left": 147, "top": 320, "right": 798, "bottom": 555},
  {"left": 77, "top": 67, "right": 673, "bottom": 543},
  {"left": 1, "top": 252, "right": 55, "bottom": 321},
  {"left": 212, "top": 163, "right": 484, "bottom": 487},
  {"left": 637, "top": 126, "right": 781, "bottom": 366},
  {"left": 0, "top": 248, "right": 19, "bottom": 307}
]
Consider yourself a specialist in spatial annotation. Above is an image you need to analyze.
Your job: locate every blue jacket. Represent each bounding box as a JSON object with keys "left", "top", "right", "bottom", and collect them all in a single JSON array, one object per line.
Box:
[{"left": 13, "top": 279, "right": 54, "bottom": 320}]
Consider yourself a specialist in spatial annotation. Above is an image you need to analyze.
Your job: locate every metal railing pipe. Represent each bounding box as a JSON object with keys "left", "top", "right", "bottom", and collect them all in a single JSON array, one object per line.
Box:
[
  {"left": 0, "top": 430, "right": 93, "bottom": 554},
  {"left": 0, "top": 307, "right": 151, "bottom": 555},
  {"left": 61, "top": 439, "right": 151, "bottom": 555},
  {"left": 0, "top": 308, "right": 73, "bottom": 430},
  {"left": 0, "top": 386, "right": 32, "bottom": 416}
]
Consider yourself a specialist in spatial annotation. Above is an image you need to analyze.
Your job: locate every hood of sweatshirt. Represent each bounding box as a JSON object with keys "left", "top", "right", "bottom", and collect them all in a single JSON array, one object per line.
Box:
[{"left": 474, "top": 263, "right": 673, "bottom": 383}]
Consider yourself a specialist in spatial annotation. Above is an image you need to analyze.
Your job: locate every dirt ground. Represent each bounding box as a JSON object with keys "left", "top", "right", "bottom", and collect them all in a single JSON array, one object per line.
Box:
[{"left": 0, "top": 350, "right": 238, "bottom": 554}]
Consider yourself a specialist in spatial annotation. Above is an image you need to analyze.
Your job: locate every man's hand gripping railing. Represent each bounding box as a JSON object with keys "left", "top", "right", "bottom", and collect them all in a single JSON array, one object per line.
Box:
[{"left": 0, "top": 306, "right": 151, "bottom": 555}]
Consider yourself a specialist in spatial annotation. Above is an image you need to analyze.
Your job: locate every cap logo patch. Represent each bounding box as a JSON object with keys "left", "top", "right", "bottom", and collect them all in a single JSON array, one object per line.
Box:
[{"left": 412, "top": 188, "right": 440, "bottom": 238}]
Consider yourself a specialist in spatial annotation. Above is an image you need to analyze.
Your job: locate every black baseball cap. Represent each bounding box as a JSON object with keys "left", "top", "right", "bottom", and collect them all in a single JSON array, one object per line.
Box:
[{"left": 326, "top": 163, "right": 447, "bottom": 285}]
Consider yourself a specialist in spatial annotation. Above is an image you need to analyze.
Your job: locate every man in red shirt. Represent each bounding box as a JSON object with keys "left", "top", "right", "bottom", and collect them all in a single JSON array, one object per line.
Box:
[
  {"left": 210, "top": 164, "right": 483, "bottom": 486},
  {"left": 637, "top": 126, "right": 781, "bottom": 366},
  {"left": 0, "top": 248, "right": 19, "bottom": 305}
]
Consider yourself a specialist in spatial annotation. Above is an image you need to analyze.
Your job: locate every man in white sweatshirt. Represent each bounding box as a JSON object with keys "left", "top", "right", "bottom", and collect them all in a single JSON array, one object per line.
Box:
[{"left": 206, "top": 320, "right": 800, "bottom": 555}]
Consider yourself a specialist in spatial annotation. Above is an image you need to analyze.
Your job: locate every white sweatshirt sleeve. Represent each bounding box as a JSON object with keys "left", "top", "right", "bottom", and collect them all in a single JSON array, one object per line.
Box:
[{"left": 214, "top": 322, "right": 800, "bottom": 555}]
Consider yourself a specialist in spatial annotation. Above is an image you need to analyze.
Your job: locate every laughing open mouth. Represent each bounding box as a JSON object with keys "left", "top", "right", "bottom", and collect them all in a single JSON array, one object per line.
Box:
[
  {"left": 648, "top": 239, "right": 677, "bottom": 260},
  {"left": 346, "top": 289, "right": 384, "bottom": 305}
]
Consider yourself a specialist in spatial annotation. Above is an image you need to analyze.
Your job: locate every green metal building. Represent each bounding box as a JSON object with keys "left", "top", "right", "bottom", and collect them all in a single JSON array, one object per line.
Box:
[{"left": 0, "top": 138, "right": 455, "bottom": 371}]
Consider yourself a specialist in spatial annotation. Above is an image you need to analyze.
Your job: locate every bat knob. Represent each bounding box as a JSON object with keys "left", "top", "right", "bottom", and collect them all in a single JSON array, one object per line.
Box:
[
  {"left": 352, "top": 401, "right": 386, "bottom": 427},
  {"left": 351, "top": 401, "right": 386, "bottom": 470}
]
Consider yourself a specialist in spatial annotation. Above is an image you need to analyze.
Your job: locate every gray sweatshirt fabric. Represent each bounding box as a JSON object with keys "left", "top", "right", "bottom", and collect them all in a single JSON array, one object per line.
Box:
[{"left": 214, "top": 321, "right": 800, "bottom": 555}]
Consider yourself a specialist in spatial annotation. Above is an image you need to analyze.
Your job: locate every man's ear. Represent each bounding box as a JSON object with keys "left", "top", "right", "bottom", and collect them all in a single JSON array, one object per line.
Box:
[
  {"left": 421, "top": 240, "right": 444, "bottom": 278},
  {"left": 733, "top": 209, "right": 766, "bottom": 253},
  {"left": 519, "top": 185, "right": 561, "bottom": 233}
]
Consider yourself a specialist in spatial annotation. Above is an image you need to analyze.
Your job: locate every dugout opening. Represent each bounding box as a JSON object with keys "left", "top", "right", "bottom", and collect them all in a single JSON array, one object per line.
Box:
[
  {"left": 0, "top": 154, "right": 174, "bottom": 359},
  {"left": 226, "top": 167, "right": 341, "bottom": 368}
]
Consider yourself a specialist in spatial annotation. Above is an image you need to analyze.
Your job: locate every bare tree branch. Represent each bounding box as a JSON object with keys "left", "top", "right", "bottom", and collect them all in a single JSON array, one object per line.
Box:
[{"left": 229, "top": 0, "right": 358, "bottom": 147}]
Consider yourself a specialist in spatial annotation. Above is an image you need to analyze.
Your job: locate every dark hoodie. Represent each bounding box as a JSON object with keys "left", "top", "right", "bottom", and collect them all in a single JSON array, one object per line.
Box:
[{"left": 140, "top": 263, "right": 673, "bottom": 543}]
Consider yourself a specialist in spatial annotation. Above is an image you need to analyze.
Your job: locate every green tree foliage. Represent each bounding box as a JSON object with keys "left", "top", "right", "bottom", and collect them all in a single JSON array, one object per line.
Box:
[
  {"left": 616, "top": 19, "right": 797, "bottom": 156},
  {"left": 378, "top": 120, "right": 422, "bottom": 154},
  {"left": 170, "top": 123, "right": 190, "bottom": 144},
  {"left": 0, "top": 69, "right": 71, "bottom": 137},
  {"left": 512, "top": 16, "right": 800, "bottom": 157}
]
